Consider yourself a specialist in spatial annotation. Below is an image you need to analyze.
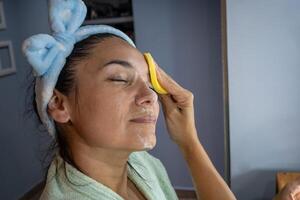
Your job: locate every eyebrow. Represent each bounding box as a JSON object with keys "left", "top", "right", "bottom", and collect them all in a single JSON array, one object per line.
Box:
[
  {"left": 102, "top": 59, "right": 134, "bottom": 69},
  {"left": 102, "top": 59, "right": 151, "bottom": 82}
]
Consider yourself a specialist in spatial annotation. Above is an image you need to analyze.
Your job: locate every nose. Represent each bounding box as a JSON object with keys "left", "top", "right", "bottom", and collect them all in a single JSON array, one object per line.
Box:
[{"left": 135, "top": 81, "right": 158, "bottom": 107}]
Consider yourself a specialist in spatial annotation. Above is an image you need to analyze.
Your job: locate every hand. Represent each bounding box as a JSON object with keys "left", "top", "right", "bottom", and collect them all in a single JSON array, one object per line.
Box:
[
  {"left": 154, "top": 62, "right": 237, "bottom": 200},
  {"left": 155, "top": 62, "right": 199, "bottom": 148},
  {"left": 274, "top": 178, "right": 300, "bottom": 200}
]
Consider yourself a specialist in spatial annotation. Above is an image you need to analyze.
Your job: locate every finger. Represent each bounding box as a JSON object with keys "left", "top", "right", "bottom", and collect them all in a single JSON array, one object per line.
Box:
[
  {"left": 159, "top": 94, "right": 181, "bottom": 115},
  {"left": 293, "top": 192, "right": 300, "bottom": 200},
  {"left": 156, "top": 64, "right": 193, "bottom": 104},
  {"left": 291, "top": 185, "right": 300, "bottom": 199},
  {"left": 153, "top": 60, "right": 186, "bottom": 96}
]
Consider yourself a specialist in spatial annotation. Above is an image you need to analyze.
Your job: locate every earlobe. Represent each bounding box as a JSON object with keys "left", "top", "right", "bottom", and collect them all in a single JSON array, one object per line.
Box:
[{"left": 47, "top": 90, "right": 71, "bottom": 123}]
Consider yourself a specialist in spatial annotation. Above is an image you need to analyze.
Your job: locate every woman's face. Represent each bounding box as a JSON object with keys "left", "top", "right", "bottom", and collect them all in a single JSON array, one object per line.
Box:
[{"left": 68, "top": 36, "right": 159, "bottom": 152}]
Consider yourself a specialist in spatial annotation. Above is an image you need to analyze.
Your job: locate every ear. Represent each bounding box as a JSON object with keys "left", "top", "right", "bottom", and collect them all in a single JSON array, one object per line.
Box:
[{"left": 47, "top": 89, "right": 71, "bottom": 123}]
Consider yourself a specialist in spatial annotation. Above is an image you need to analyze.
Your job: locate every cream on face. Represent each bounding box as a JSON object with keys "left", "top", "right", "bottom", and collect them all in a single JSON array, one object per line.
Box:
[
  {"left": 102, "top": 60, "right": 158, "bottom": 149},
  {"left": 69, "top": 37, "right": 159, "bottom": 152}
]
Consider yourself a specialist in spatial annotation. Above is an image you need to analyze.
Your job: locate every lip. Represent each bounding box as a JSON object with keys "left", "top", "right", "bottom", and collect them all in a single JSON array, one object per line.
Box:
[{"left": 130, "top": 116, "right": 157, "bottom": 123}]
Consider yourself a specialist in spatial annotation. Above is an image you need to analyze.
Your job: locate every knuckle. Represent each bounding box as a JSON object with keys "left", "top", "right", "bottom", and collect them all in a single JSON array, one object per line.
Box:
[{"left": 185, "top": 90, "right": 194, "bottom": 99}]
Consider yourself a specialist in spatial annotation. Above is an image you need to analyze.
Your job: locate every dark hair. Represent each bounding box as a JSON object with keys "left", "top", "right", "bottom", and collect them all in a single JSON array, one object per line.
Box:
[{"left": 26, "top": 33, "right": 127, "bottom": 181}]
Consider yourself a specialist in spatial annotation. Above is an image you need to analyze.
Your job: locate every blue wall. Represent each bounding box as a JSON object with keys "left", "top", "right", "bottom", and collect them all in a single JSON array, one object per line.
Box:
[
  {"left": 0, "top": 0, "right": 225, "bottom": 199},
  {"left": 226, "top": 0, "right": 300, "bottom": 199},
  {"left": 133, "top": 0, "right": 225, "bottom": 190},
  {"left": 0, "top": 0, "right": 50, "bottom": 200}
]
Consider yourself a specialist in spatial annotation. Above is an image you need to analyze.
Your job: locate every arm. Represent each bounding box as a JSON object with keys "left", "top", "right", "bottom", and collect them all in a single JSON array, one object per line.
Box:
[
  {"left": 179, "top": 134, "right": 236, "bottom": 200},
  {"left": 155, "top": 65, "right": 236, "bottom": 200}
]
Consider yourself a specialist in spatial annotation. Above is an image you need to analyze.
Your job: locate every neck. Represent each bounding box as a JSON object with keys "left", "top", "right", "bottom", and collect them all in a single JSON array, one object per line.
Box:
[{"left": 67, "top": 140, "right": 132, "bottom": 198}]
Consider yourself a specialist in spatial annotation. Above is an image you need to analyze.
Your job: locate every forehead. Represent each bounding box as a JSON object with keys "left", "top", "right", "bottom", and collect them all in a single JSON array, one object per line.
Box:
[{"left": 87, "top": 37, "right": 148, "bottom": 76}]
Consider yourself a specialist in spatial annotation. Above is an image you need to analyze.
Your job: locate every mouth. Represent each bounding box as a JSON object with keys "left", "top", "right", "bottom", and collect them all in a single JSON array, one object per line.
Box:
[{"left": 130, "top": 116, "right": 157, "bottom": 123}]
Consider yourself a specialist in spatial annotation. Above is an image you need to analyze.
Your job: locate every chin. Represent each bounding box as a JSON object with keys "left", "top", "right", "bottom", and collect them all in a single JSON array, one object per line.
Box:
[
  {"left": 141, "top": 141, "right": 156, "bottom": 151},
  {"left": 133, "top": 144, "right": 156, "bottom": 152},
  {"left": 134, "top": 132, "right": 156, "bottom": 151},
  {"left": 142, "top": 145, "right": 155, "bottom": 151},
  {"left": 141, "top": 135, "right": 156, "bottom": 150}
]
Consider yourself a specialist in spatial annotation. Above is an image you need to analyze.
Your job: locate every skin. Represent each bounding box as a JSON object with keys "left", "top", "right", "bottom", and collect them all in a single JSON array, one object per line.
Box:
[
  {"left": 273, "top": 178, "right": 300, "bottom": 200},
  {"left": 48, "top": 36, "right": 236, "bottom": 200},
  {"left": 155, "top": 62, "right": 236, "bottom": 200}
]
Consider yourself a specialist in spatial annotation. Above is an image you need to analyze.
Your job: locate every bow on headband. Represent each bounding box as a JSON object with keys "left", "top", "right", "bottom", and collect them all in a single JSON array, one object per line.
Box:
[
  {"left": 22, "top": 0, "right": 135, "bottom": 138},
  {"left": 23, "top": 0, "right": 86, "bottom": 77}
]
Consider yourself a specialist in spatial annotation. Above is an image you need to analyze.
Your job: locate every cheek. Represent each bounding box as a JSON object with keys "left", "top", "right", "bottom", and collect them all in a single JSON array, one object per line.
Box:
[
  {"left": 155, "top": 101, "right": 160, "bottom": 115},
  {"left": 74, "top": 92, "right": 129, "bottom": 145}
]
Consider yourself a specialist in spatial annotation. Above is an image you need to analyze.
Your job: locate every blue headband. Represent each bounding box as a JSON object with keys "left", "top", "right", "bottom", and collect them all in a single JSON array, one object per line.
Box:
[{"left": 22, "top": 0, "right": 136, "bottom": 138}]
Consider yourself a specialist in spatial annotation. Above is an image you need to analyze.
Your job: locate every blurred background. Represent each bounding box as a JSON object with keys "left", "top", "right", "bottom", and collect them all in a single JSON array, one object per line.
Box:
[{"left": 0, "top": 0, "right": 299, "bottom": 200}]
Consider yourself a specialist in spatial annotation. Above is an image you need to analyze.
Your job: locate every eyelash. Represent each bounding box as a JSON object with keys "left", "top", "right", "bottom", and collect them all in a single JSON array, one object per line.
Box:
[
  {"left": 113, "top": 79, "right": 127, "bottom": 82},
  {"left": 149, "top": 85, "right": 155, "bottom": 91},
  {"left": 110, "top": 78, "right": 155, "bottom": 91}
]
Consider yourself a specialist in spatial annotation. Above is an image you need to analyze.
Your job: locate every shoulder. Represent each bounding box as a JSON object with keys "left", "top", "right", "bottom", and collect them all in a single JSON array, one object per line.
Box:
[
  {"left": 38, "top": 153, "right": 122, "bottom": 200},
  {"left": 129, "top": 151, "right": 167, "bottom": 174},
  {"left": 128, "top": 151, "right": 178, "bottom": 199}
]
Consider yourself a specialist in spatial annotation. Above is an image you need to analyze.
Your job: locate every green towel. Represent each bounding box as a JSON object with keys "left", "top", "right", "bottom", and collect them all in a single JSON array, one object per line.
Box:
[{"left": 39, "top": 151, "right": 179, "bottom": 200}]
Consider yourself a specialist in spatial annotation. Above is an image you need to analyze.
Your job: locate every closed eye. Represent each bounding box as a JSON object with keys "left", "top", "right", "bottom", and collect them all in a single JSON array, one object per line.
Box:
[
  {"left": 110, "top": 79, "right": 128, "bottom": 83},
  {"left": 110, "top": 77, "right": 154, "bottom": 91}
]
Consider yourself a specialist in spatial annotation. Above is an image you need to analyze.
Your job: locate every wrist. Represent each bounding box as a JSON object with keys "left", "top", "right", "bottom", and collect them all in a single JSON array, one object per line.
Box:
[{"left": 177, "top": 134, "right": 201, "bottom": 156}]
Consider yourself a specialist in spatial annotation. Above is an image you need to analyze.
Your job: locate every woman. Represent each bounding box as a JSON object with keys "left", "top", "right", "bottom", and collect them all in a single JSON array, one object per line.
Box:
[{"left": 22, "top": 0, "right": 236, "bottom": 199}]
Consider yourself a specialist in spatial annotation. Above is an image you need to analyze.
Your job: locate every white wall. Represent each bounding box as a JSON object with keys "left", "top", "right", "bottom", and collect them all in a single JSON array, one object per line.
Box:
[{"left": 226, "top": 0, "right": 300, "bottom": 199}]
